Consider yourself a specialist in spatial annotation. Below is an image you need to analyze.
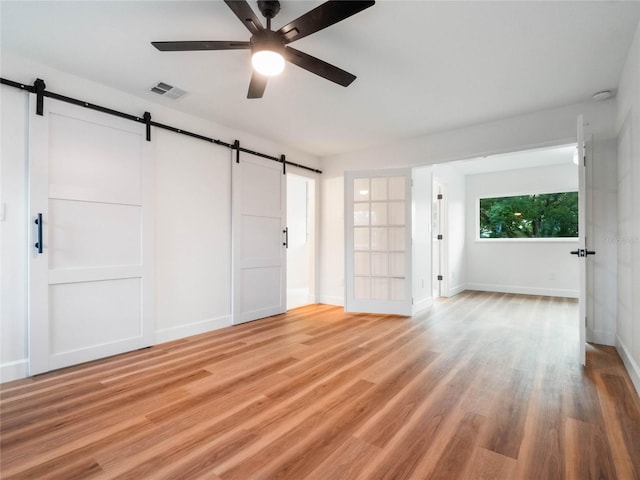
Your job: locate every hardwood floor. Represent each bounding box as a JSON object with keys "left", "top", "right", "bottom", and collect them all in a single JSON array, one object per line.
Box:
[{"left": 1, "top": 291, "right": 639, "bottom": 479}]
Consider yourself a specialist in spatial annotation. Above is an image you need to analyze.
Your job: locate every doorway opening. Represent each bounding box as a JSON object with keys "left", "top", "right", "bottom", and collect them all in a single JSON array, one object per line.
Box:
[{"left": 286, "top": 174, "right": 316, "bottom": 310}]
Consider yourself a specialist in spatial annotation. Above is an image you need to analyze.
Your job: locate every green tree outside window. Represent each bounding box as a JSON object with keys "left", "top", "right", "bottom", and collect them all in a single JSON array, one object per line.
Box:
[{"left": 479, "top": 192, "right": 578, "bottom": 238}]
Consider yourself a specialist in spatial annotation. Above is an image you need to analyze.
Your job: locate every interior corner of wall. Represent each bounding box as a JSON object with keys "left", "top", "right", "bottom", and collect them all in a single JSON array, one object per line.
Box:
[
  {"left": 412, "top": 296, "right": 433, "bottom": 315},
  {"left": 447, "top": 284, "right": 467, "bottom": 297}
]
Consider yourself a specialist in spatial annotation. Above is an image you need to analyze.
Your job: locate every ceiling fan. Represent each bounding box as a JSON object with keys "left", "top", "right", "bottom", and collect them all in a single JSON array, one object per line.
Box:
[{"left": 151, "top": 0, "right": 375, "bottom": 99}]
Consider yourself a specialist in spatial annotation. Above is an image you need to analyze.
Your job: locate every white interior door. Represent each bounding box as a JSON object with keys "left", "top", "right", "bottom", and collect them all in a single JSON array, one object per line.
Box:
[
  {"left": 345, "top": 169, "right": 412, "bottom": 315},
  {"left": 28, "top": 99, "right": 154, "bottom": 375},
  {"left": 232, "top": 153, "right": 286, "bottom": 324},
  {"left": 577, "top": 115, "right": 588, "bottom": 365}
]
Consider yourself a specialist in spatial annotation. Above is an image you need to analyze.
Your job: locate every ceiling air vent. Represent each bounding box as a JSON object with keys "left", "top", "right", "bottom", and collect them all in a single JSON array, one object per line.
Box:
[{"left": 150, "top": 82, "right": 187, "bottom": 100}]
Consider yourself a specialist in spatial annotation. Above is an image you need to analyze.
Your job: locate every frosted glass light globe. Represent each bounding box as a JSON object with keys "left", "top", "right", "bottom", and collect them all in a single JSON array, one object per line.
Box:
[{"left": 252, "top": 50, "right": 285, "bottom": 76}]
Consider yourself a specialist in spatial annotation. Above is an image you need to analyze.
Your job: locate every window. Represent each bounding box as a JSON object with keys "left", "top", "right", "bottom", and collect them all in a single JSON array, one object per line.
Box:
[{"left": 479, "top": 192, "right": 578, "bottom": 239}]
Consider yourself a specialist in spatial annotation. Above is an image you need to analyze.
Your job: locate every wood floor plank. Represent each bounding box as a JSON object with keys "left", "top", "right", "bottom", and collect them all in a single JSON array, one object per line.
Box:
[
  {"left": 564, "top": 417, "right": 618, "bottom": 480},
  {"left": 595, "top": 370, "right": 640, "bottom": 479},
  {"left": 427, "top": 411, "right": 486, "bottom": 480},
  {"left": 0, "top": 416, "right": 153, "bottom": 478},
  {"left": 513, "top": 365, "right": 566, "bottom": 479},
  {"left": 216, "top": 379, "right": 375, "bottom": 479},
  {"left": 479, "top": 367, "right": 533, "bottom": 459},
  {"left": 461, "top": 447, "right": 517, "bottom": 480},
  {"left": 2, "top": 293, "right": 639, "bottom": 480},
  {"left": 354, "top": 337, "right": 481, "bottom": 448},
  {"left": 304, "top": 436, "right": 381, "bottom": 480}
]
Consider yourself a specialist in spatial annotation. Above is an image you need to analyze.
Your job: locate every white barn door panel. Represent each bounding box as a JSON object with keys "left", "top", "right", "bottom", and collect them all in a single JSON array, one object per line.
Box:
[
  {"left": 232, "top": 153, "right": 286, "bottom": 324},
  {"left": 28, "top": 99, "right": 154, "bottom": 375}
]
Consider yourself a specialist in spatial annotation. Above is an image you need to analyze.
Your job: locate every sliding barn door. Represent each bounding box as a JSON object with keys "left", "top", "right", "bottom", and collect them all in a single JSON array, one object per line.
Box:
[
  {"left": 232, "top": 153, "right": 286, "bottom": 324},
  {"left": 345, "top": 169, "right": 412, "bottom": 315},
  {"left": 28, "top": 99, "right": 154, "bottom": 375}
]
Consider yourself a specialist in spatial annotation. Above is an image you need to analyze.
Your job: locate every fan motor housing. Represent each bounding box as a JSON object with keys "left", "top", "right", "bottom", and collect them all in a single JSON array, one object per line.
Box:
[{"left": 250, "top": 29, "right": 285, "bottom": 54}]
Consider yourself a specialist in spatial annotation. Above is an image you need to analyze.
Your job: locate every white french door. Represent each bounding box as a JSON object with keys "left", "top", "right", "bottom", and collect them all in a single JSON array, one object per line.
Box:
[
  {"left": 232, "top": 153, "right": 286, "bottom": 324},
  {"left": 28, "top": 99, "right": 154, "bottom": 375},
  {"left": 345, "top": 169, "right": 412, "bottom": 315}
]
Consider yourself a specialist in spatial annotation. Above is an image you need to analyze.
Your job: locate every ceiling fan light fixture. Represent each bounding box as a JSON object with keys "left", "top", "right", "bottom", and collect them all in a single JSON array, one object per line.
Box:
[
  {"left": 151, "top": 0, "right": 375, "bottom": 98},
  {"left": 250, "top": 29, "right": 286, "bottom": 77},
  {"left": 252, "top": 49, "right": 285, "bottom": 76}
]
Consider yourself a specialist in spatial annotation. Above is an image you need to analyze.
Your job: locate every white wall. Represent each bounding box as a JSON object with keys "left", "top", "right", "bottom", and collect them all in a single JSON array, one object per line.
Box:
[
  {"left": 153, "top": 130, "right": 232, "bottom": 343},
  {"left": 412, "top": 166, "right": 432, "bottom": 311},
  {"left": 586, "top": 138, "right": 618, "bottom": 345},
  {"left": 320, "top": 100, "right": 617, "bottom": 307},
  {"left": 0, "top": 84, "right": 29, "bottom": 379},
  {"left": 433, "top": 164, "right": 466, "bottom": 296},
  {"left": 465, "top": 163, "right": 579, "bottom": 298},
  {"left": 615, "top": 20, "right": 640, "bottom": 393},
  {"left": 0, "top": 55, "right": 320, "bottom": 382}
]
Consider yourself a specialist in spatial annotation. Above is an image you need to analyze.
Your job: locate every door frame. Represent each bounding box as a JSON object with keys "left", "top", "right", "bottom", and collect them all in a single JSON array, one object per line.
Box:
[{"left": 432, "top": 179, "right": 449, "bottom": 298}]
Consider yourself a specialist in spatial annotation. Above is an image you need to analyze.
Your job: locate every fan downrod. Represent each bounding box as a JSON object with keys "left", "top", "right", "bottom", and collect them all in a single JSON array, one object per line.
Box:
[{"left": 257, "top": 0, "right": 280, "bottom": 20}]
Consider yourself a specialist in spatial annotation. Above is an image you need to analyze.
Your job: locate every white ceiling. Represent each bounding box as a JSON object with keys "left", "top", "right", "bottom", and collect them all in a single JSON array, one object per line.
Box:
[
  {"left": 451, "top": 144, "right": 576, "bottom": 175},
  {"left": 1, "top": 1, "right": 639, "bottom": 158}
]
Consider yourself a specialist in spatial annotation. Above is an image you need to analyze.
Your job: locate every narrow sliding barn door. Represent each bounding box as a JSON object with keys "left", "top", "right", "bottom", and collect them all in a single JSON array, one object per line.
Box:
[
  {"left": 232, "top": 152, "right": 286, "bottom": 324},
  {"left": 28, "top": 98, "right": 154, "bottom": 375}
]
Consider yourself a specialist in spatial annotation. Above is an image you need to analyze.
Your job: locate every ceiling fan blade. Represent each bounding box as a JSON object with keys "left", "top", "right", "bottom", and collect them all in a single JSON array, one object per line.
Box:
[
  {"left": 247, "top": 72, "right": 268, "bottom": 99},
  {"left": 284, "top": 47, "right": 356, "bottom": 87},
  {"left": 277, "top": 0, "right": 375, "bottom": 44},
  {"left": 152, "top": 41, "right": 250, "bottom": 51},
  {"left": 224, "top": 0, "right": 263, "bottom": 35}
]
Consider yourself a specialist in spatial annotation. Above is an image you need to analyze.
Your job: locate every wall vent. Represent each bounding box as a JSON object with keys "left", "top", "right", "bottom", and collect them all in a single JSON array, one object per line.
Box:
[{"left": 150, "top": 82, "right": 187, "bottom": 100}]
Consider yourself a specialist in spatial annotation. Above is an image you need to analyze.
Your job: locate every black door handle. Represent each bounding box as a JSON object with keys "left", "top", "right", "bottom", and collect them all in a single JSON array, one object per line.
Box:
[
  {"left": 283, "top": 227, "right": 288, "bottom": 248},
  {"left": 570, "top": 249, "right": 596, "bottom": 257}
]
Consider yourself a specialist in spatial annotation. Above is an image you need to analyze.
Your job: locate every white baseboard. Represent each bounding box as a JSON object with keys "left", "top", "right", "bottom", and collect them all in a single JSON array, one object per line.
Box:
[
  {"left": 155, "top": 315, "right": 232, "bottom": 344},
  {"left": 317, "top": 295, "right": 344, "bottom": 307},
  {"left": 616, "top": 335, "right": 640, "bottom": 398},
  {"left": 446, "top": 284, "right": 467, "bottom": 297},
  {"left": 413, "top": 296, "right": 433, "bottom": 314},
  {"left": 1, "top": 358, "right": 28, "bottom": 383},
  {"left": 1, "top": 315, "right": 234, "bottom": 383},
  {"left": 465, "top": 283, "right": 578, "bottom": 298}
]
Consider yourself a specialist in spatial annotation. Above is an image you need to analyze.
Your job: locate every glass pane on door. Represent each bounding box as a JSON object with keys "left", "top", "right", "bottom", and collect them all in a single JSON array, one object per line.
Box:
[{"left": 350, "top": 174, "right": 409, "bottom": 306}]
